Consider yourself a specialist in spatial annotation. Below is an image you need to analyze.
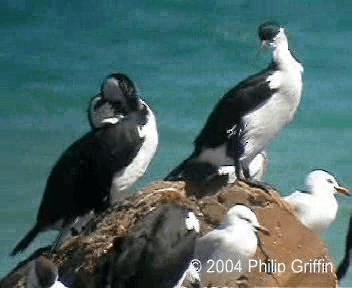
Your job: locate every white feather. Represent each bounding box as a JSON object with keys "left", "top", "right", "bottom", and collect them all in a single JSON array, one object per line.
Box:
[
  {"left": 110, "top": 100, "right": 158, "bottom": 203},
  {"left": 284, "top": 170, "right": 347, "bottom": 233},
  {"left": 195, "top": 205, "right": 263, "bottom": 281},
  {"left": 185, "top": 212, "right": 200, "bottom": 233}
]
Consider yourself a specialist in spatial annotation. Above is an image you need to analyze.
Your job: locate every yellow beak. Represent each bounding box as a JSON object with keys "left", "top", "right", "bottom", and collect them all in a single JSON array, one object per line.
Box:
[
  {"left": 335, "top": 186, "right": 350, "bottom": 196},
  {"left": 255, "top": 224, "right": 270, "bottom": 235}
]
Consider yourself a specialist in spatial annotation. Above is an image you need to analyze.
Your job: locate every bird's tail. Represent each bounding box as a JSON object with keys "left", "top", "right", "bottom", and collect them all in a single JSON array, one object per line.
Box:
[
  {"left": 11, "top": 224, "right": 40, "bottom": 256},
  {"left": 164, "top": 158, "right": 190, "bottom": 181},
  {"left": 336, "top": 214, "right": 352, "bottom": 281}
]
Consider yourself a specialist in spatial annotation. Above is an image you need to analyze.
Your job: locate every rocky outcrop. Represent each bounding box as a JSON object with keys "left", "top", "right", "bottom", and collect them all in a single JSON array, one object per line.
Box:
[{"left": 0, "top": 180, "right": 337, "bottom": 287}]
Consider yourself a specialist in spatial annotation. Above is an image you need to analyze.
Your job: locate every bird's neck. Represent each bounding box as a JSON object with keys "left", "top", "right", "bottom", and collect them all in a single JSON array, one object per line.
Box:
[
  {"left": 272, "top": 40, "right": 303, "bottom": 73},
  {"left": 310, "top": 189, "right": 336, "bottom": 199}
]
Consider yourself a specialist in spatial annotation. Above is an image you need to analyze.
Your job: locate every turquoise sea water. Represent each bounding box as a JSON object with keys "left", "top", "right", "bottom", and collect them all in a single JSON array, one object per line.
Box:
[{"left": 1, "top": 1, "right": 351, "bottom": 285}]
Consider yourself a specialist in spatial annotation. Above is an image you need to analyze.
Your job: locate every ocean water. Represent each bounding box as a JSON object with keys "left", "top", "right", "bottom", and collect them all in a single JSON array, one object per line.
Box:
[{"left": 1, "top": 0, "right": 351, "bottom": 285}]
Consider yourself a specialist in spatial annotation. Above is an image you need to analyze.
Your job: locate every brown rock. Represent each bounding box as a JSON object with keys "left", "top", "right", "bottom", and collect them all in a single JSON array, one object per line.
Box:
[{"left": 0, "top": 181, "right": 337, "bottom": 287}]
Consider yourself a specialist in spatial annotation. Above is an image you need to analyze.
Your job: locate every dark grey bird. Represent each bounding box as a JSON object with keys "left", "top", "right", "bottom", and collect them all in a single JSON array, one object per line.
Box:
[
  {"left": 337, "top": 214, "right": 352, "bottom": 281},
  {"left": 11, "top": 73, "right": 158, "bottom": 255},
  {"left": 165, "top": 21, "right": 303, "bottom": 185},
  {"left": 110, "top": 204, "right": 200, "bottom": 288},
  {"left": 26, "top": 256, "right": 67, "bottom": 288}
]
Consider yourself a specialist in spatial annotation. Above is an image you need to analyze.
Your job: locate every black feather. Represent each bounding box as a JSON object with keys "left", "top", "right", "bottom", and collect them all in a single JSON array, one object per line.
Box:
[
  {"left": 337, "top": 214, "right": 352, "bottom": 280},
  {"left": 111, "top": 204, "right": 197, "bottom": 288},
  {"left": 12, "top": 118, "right": 144, "bottom": 255},
  {"left": 258, "top": 21, "right": 281, "bottom": 41},
  {"left": 195, "top": 62, "right": 278, "bottom": 149}
]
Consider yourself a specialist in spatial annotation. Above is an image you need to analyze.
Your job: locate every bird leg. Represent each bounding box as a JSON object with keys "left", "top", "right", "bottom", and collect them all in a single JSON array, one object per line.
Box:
[
  {"left": 51, "top": 212, "right": 96, "bottom": 252},
  {"left": 237, "top": 161, "right": 274, "bottom": 193},
  {"left": 70, "top": 211, "right": 96, "bottom": 235},
  {"left": 231, "top": 125, "right": 245, "bottom": 180},
  {"left": 234, "top": 155, "right": 272, "bottom": 192},
  {"left": 235, "top": 156, "right": 244, "bottom": 180},
  {"left": 237, "top": 151, "right": 273, "bottom": 193},
  {"left": 243, "top": 178, "right": 275, "bottom": 193},
  {"left": 51, "top": 223, "right": 74, "bottom": 253}
]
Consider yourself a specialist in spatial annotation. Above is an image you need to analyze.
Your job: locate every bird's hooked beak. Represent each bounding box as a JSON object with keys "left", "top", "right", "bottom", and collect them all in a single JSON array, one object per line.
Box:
[
  {"left": 258, "top": 40, "right": 267, "bottom": 54},
  {"left": 101, "top": 116, "right": 123, "bottom": 125},
  {"left": 335, "top": 185, "right": 350, "bottom": 196},
  {"left": 255, "top": 224, "right": 270, "bottom": 235},
  {"left": 259, "top": 40, "right": 273, "bottom": 54},
  {"left": 261, "top": 40, "right": 267, "bottom": 49}
]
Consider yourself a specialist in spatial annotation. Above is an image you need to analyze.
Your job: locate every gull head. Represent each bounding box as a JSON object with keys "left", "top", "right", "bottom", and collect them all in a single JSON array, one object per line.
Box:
[
  {"left": 223, "top": 205, "right": 269, "bottom": 235},
  {"left": 305, "top": 170, "right": 349, "bottom": 197}
]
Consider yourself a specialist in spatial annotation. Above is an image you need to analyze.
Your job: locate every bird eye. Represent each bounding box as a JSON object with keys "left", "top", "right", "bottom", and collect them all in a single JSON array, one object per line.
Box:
[
  {"left": 327, "top": 179, "right": 334, "bottom": 184},
  {"left": 111, "top": 102, "right": 124, "bottom": 113},
  {"left": 239, "top": 216, "right": 251, "bottom": 223}
]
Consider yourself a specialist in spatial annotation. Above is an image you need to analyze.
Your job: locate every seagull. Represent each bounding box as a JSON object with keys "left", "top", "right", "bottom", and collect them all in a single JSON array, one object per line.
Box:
[
  {"left": 11, "top": 73, "right": 158, "bottom": 255},
  {"left": 110, "top": 204, "right": 200, "bottom": 288},
  {"left": 165, "top": 21, "right": 303, "bottom": 187},
  {"left": 337, "top": 214, "right": 352, "bottom": 281},
  {"left": 194, "top": 204, "right": 269, "bottom": 282},
  {"left": 284, "top": 170, "right": 349, "bottom": 234},
  {"left": 26, "top": 256, "right": 68, "bottom": 288}
]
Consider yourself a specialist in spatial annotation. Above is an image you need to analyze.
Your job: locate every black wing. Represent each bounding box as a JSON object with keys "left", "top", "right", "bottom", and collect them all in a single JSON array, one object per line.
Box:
[
  {"left": 195, "top": 63, "right": 277, "bottom": 149},
  {"left": 337, "top": 214, "right": 352, "bottom": 280},
  {"left": 37, "top": 120, "right": 143, "bottom": 227},
  {"left": 111, "top": 204, "right": 197, "bottom": 288}
]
